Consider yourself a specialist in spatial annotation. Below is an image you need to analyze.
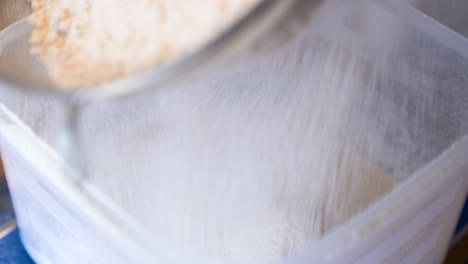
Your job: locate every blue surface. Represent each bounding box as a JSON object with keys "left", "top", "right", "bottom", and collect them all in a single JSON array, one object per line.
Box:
[{"left": 0, "top": 229, "right": 34, "bottom": 264}]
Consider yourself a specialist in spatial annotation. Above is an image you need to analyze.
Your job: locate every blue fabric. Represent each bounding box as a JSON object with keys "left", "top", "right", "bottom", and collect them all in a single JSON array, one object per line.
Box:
[{"left": 0, "top": 229, "right": 34, "bottom": 264}]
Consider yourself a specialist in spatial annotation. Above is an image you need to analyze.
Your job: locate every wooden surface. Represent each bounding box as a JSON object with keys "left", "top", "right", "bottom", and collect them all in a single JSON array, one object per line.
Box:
[
  {"left": 445, "top": 233, "right": 468, "bottom": 264},
  {"left": 0, "top": 158, "right": 3, "bottom": 180}
]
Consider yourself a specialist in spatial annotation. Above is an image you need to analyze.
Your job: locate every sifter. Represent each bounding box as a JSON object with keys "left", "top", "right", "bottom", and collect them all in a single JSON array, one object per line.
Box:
[{"left": 0, "top": 0, "right": 325, "bottom": 101}]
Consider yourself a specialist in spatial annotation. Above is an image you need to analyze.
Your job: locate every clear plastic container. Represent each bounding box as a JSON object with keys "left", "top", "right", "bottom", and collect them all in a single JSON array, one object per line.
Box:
[{"left": 0, "top": 0, "right": 468, "bottom": 263}]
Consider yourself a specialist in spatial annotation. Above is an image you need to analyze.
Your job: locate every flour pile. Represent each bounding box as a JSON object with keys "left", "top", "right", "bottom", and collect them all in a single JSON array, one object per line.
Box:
[{"left": 29, "top": 0, "right": 259, "bottom": 89}]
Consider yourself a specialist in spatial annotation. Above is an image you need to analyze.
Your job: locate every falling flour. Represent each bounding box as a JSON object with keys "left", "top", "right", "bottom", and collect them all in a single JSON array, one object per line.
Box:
[
  {"left": 81, "top": 36, "right": 396, "bottom": 263},
  {"left": 86, "top": 102, "right": 396, "bottom": 264},
  {"left": 29, "top": 0, "right": 259, "bottom": 89}
]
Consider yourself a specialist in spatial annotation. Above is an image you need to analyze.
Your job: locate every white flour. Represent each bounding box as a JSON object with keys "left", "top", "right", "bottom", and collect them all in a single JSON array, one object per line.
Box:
[{"left": 81, "top": 35, "right": 396, "bottom": 264}]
